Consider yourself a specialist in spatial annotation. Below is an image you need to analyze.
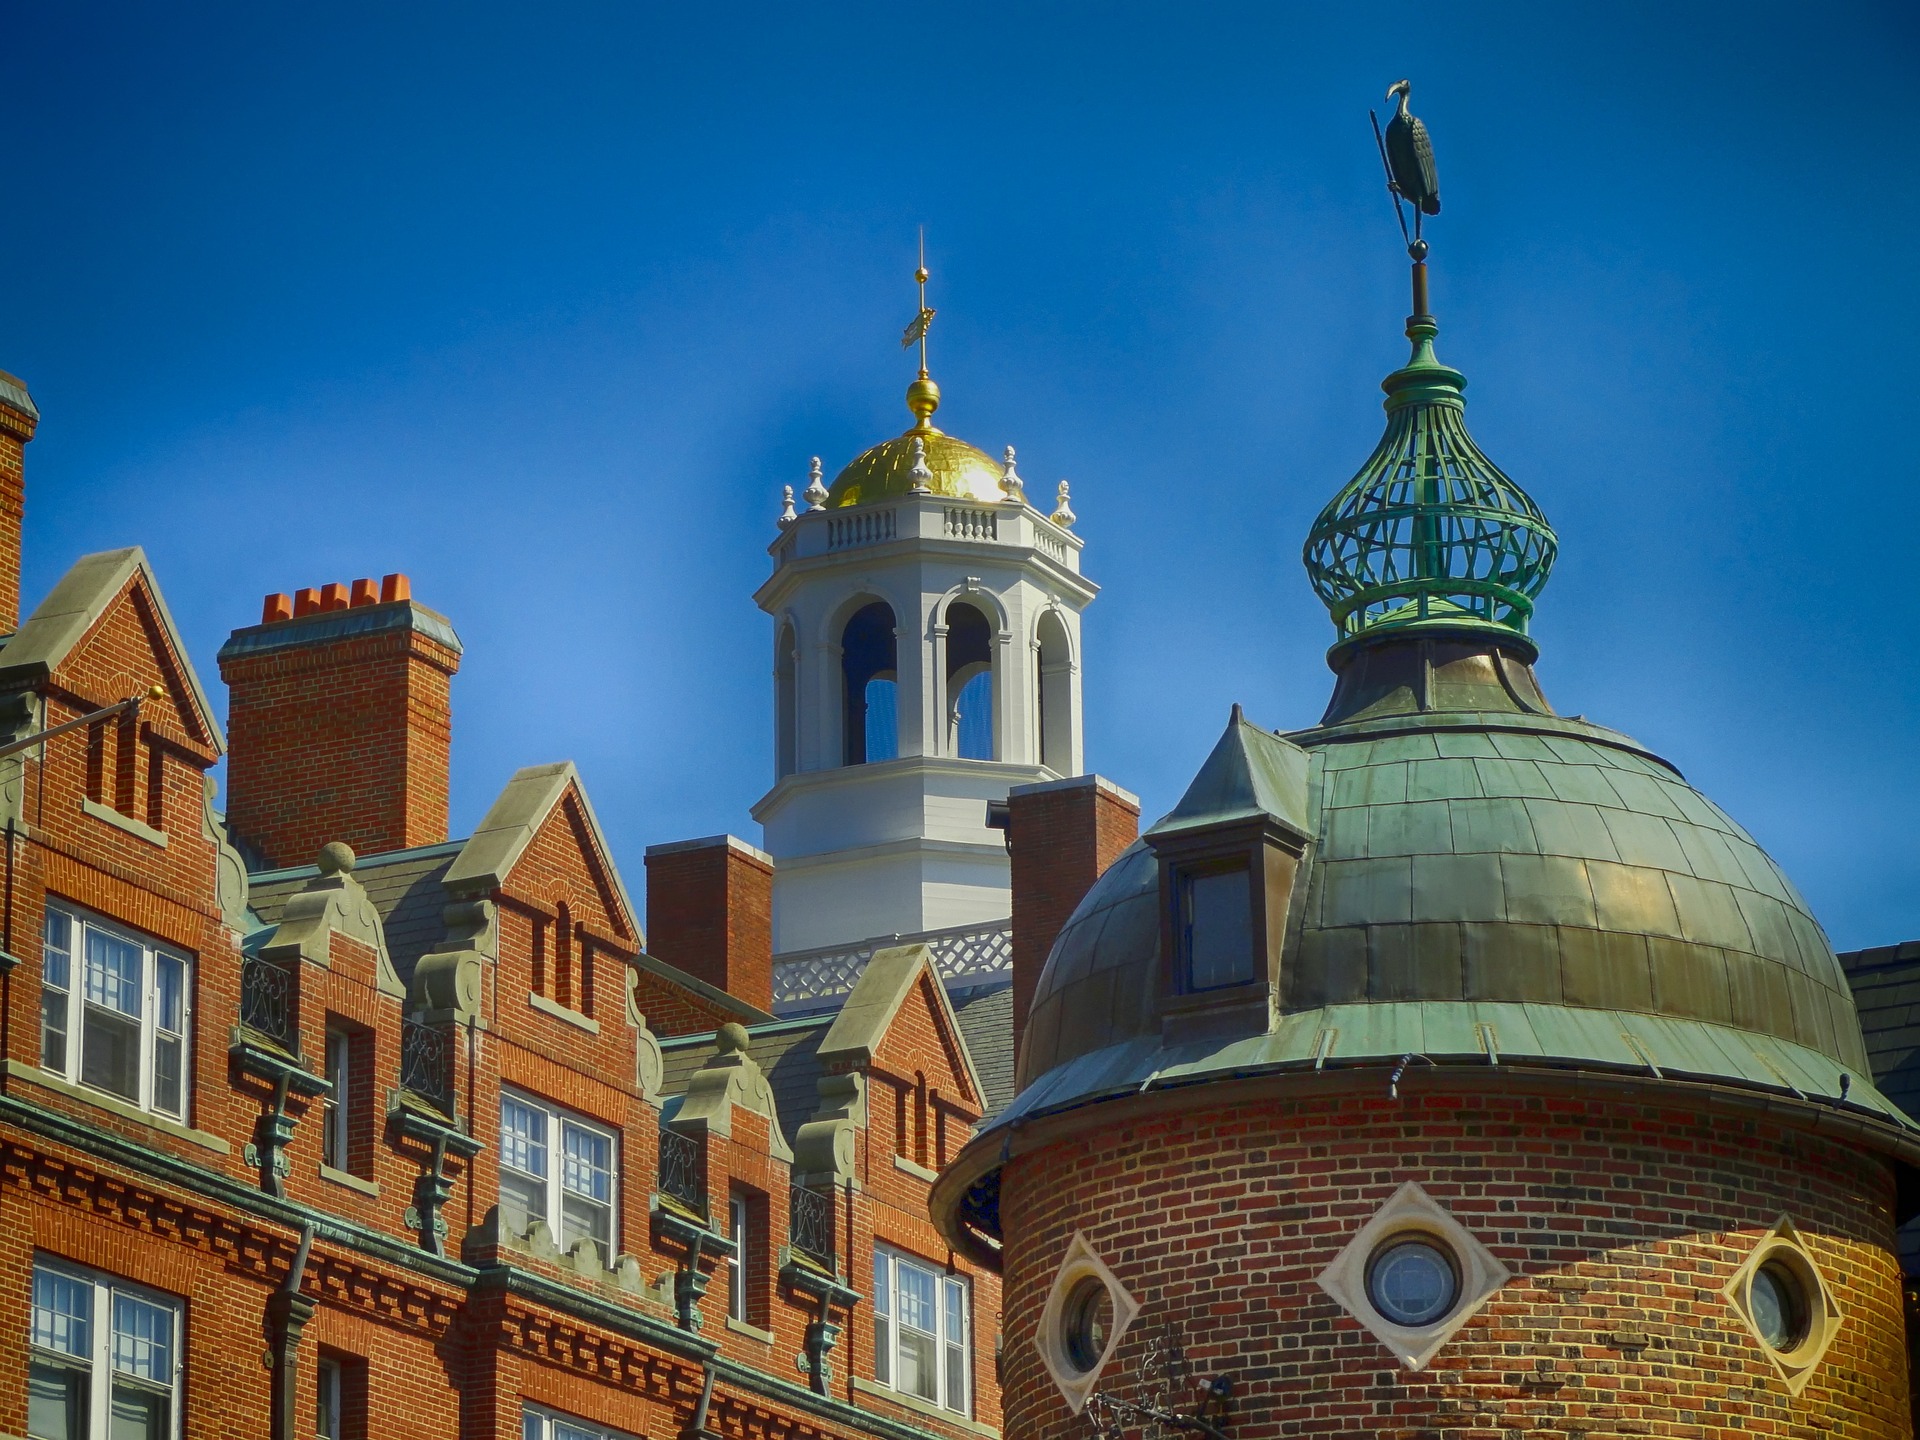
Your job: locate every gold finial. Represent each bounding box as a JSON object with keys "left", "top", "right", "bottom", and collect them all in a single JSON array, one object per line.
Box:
[{"left": 901, "top": 227, "right": 940, "bottom": 428}]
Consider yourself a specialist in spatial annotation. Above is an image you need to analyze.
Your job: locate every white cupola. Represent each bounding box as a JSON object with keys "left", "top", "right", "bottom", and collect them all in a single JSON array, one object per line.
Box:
[{"left": 752, "top": 261, "right": 1097, "bottom": 957}]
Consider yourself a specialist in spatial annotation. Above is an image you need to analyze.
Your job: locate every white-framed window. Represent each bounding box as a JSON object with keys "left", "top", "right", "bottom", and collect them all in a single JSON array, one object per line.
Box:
[
  {"left": 498, "top": 1090, "right": 616, "bottom": 1252},
  {"left": 729, "top": 1194, "right": 748, "bottom": 1321},
  {"left": 314, "top": 1355, "right": 341, "bottom": 1440},
  {"left": 40, "top": 903, "right": 191, "bottom": 1121},
  {"left": 321, "top": 1029, "right": 351, "bottom": 1172},
  {"left": 521, "top": 1404, "right": 638, "bottom": 1440},
  {"left": 873, "top": 1246, "right": 970, "bottom": 1415},
  {"left": 27, "top": 1256, "right": 181, "bottom": 1440}
]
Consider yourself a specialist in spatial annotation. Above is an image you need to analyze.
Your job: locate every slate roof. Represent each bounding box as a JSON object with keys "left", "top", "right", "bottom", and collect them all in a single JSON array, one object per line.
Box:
[
  {"left": 1840, "top": 941, "right": 1920, "bottom": 1119},
  {"left": 659, "top": 1016, "right": 834, "bottom": 1148},
  {"left": 246, "top": 840, "right": 462, "bottom": 988},
  {"left": 951, "top": 982, "right": 1017, "bottom": 1118}
]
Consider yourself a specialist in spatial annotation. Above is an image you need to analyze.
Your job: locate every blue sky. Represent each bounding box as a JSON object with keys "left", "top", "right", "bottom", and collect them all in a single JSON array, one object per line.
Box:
[{"left": 3, "top": 4, "right": 1914, "bottom": 948}]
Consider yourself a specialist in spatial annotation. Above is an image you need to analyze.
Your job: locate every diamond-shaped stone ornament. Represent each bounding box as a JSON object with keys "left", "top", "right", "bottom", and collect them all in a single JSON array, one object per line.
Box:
[
  {"left": 1314, "top": 1180, "right": 1511, "bottom": 1370},
  {"left": 1035, "top": 1232, "right": 1141, "bottom": 1413}
]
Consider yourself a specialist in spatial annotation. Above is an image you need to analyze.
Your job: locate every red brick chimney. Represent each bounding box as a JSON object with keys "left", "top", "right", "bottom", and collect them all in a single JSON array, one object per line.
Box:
[
  {"left": 0, "top": 371, "right": 40, "bottom": 635},
  {"left": 218, "top": 575, "right": 461, "bottom": 869},
  {"left": 1007, "top": 775, "right": 1140, "bottom": 1058},
  {"left": 643, "top": 835, "right": 775, "bottom": 1012}
]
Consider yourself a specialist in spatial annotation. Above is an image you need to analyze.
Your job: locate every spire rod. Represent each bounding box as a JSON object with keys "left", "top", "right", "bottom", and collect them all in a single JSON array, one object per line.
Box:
[{"left": 901, "top": 229, "right": 942, "bottom": 428}]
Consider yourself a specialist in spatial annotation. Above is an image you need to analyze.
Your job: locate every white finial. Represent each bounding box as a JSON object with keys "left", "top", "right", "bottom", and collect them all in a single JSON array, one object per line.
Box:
[
  {"left": 778, "top": 484, "right": 797, "bottom": 527},
  {"left": 909, "top": 436, "right": 933, "bottom": 494},
  {"left": 803, "top": 456, "right": 828, "bottom": 511},
  {"left": 1050, "top": 479, "right": 1077, "bottom": 528},
  {"left": 999, "top": 445, "right": 1026, "bottom": 505}
]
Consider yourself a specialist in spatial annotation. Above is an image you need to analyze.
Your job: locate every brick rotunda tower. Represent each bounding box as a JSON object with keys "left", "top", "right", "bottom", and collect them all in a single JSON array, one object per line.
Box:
[{"left": 931, "top": 240, "right": 1920, "bottom": 1434}]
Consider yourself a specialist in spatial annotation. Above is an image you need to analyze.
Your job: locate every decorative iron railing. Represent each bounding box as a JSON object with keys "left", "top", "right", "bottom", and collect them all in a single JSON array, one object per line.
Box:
[
  {"left": 399, "top": 1018, "right": 453, "bottom": 1113},
  {"left": 239, "top": 955, "right": 295, "bottom": 1049},
  {"left": 789, "top": 1182, "right": 835, "bottom": 1270},
  {"left": 772, "top": 920, "right": 1013, "bottom": 1011},
  {"left": 657, "top": 1126, "right": 705, "bottom": 1215}
]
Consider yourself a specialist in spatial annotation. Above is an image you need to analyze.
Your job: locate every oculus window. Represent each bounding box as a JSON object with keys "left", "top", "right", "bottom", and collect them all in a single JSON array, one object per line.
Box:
[
  {"left": 40, "top": 904, "right": 190, "bottom": 1122},
  {"left": 1721, "top": 1216, "right": 1843, "bottom": 1394},
  {"left": 28, "top": 1257, "right": 180, "bottom": 1440},
  {"left": 499, "top": 1091, "right": 617, "bottom": 1254},
  {"left": 1035, "top": 1232, "right": 1140, "bottom": 1413},
  {"left": 873, "top": 1246, "right": 971, "bottom": 1415}
]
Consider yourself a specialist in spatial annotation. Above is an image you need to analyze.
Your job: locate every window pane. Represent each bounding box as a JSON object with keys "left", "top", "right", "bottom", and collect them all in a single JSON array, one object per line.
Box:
[
  {"left": 32, "top": 1265, "right": 91, "bottom": 1357},
  {"left": 1184, "top": 868, "right": 1254, "bottom": 990},
  {"left": 107, "top": 1384, "right": 164, "bottom": 1440},
  {"left": 151, "top": 1037, "right": 183, "bottom": 1119},
  {"left": 944, "top": 1278, "right": 965, "bottom": 1340},
  {"left": 84, "top": 930, "right": 141, "bottom": 1015},
  {"left": 28, "top": 1361, "right": 84, "bottom": 1440},
  {"left": 897, "top": 1327, "right": 937, "bottom": 1402},
  {"left": 81, "top": 1006, "right": 142, "bottom": 1101},
  {"left": 896, "top": 1261, "right": 936, "bottom": 1335},
  {"left": 553, "top": 1423, "right": 599, "bottom": 1440},
  {"left": 42, "top": 910, "right": 71, "bottom": 991},
  {"left": 153, "top": 955, "right": 185, "bottom": 1035},
  {"left": 40, "top": 987, "right": 69, "bottom": 1073},
  {"left": 315, "top": 1359, "right": 339, "bottom": 1440},
  {"left": 945, "top": 1342, "right": 966, "bottom": 1413},
  {"left": 559, "top": 1194, "right": 611, "bottom": 1252},
  {"left": 873, "top": 1254, "right": 891, "bottom": 1385},
  {"left": 110, "top": 1292, "right": 172, "bottom": 1382},
  {"left": 522, "top": 1409, "right": 544, "bottom": 1440},
  {"left": 500, "top": 1098, "right": 548, "bottom": 1179},
  {"left": 500, "top": 1170, "right": 546, "bottom": 1238},
  {"left": 560, "top": 1123, "right": 611, "bottom": 1203}
]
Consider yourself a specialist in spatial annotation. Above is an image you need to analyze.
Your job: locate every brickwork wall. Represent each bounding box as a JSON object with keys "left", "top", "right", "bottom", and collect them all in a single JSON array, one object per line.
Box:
[
  {"left": 645, "top": 837, "right": 774, "bottom": 1013},
  {"left": 999, "top": 1083, "right": 1911, "bottom": 1440},
  {"left": 220, "top": 607, "right": 459, "bottom": 868},
  {"left": 1008, "top": 776, "right": 1139, "bottom": 1059},
  {"left": 0, "top": 389, "right": 32, "bottom": 636}
]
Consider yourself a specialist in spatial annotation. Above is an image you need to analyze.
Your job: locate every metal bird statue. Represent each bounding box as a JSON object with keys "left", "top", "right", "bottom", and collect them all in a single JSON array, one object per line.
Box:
[
  {"left": 1370, "top": 80, "right": 1441, "bottom": 259},
  {"left": 1383, "top": 81, "right": 1440, "bottom": 217}
]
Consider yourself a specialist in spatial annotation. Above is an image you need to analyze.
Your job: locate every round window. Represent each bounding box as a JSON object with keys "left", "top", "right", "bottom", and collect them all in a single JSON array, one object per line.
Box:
[
  {"left": 1365, "top": 1237, "right": 1460, "bottom": 1328},
  {"left": 1061, "top": 1276, "right": 1114, "bottom": 1373},
  {"left": 1749, "top": 1259, "right": 1809, "bottom": 1352}
]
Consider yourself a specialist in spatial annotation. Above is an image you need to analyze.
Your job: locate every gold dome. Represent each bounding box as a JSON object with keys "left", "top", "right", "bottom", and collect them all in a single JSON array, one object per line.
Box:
[{"left": 828, "top": 427, "right": 1007, "bottom": 507}]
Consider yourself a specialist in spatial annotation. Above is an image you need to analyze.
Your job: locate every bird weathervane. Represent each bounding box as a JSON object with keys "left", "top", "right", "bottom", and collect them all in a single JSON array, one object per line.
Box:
[{"left": 1370, "top": 79, "right": 1441, "bottom": 316}]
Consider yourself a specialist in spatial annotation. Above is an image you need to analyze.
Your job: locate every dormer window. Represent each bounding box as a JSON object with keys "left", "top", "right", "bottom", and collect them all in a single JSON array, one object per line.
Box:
[{"left": 1175, "top": 864, "right": 1255, "bottom": 992}]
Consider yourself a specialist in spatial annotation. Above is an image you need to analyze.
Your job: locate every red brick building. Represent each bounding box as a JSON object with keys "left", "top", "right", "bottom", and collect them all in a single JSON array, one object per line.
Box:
[{"left": 0, "top": 367, "right": 1012, "bottom": 1440}]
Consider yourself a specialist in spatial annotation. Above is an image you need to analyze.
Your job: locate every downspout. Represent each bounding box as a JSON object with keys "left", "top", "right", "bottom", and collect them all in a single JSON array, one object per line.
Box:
[{"left": 267, "top": 1223, "right": 316, "bottom": 1440}]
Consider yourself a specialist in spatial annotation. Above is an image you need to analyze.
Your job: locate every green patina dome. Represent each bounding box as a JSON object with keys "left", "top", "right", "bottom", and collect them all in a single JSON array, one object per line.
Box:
[{"left": 1009, "top": 304, "right": 1883, "bottom": 1125}]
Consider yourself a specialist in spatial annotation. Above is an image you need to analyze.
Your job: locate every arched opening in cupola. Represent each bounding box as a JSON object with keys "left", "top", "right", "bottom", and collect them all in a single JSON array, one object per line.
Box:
[
  {"left": 946, "top": 601, "right": 994, "bottom": 760},
  {"left": 842, "top": 602, "right": 898, "bottom": 765},
  {"left": 1036, "top": 610, "right": 1073, "bottom": 773},
  {"left": 775, "top": 623, "right": 798, "bottom": 778}
]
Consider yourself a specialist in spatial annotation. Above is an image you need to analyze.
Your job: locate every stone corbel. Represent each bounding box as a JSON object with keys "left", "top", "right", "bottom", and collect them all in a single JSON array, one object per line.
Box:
[
  {"left": 792, "top": 1071, "right": 866, "bottom": 1191},
  {"left": 410, "top": 896, "right": 494, "bottom": 1025},
  {"left": 0, "top": 689, "right": 39, "bottom": 828},
  {"left": 201, "top": 776, "right": 250, "bottom": 938},
  {"left": 626, "top": 968, "right": 664, "bottom": 1103},
  {"left": 392, "top": 1103, "right": 482, "bottom": 1256},
  {"left": 260, "top": 843, "right": 405, "bottom": 999}
]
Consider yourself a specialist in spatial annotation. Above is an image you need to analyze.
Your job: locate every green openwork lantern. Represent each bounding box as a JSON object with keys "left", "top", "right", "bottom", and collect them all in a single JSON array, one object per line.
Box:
[{"left": 1304, "top": 309, "right": 1556, "bottom": 650}]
